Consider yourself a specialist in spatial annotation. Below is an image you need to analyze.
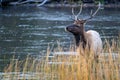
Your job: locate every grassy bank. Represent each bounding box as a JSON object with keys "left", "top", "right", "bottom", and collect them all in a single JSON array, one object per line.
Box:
[{"left": 2, "top": 39, "right": 120, "bottom": 80}]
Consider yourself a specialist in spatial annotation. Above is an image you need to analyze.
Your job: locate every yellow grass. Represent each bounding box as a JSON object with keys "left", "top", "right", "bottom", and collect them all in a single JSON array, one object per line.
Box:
[{"left": 2, "top": 39, "right": 120, "bottom": 80}]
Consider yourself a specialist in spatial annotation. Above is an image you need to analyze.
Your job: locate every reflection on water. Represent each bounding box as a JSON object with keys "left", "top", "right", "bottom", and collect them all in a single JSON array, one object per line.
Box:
[{"left": 0, "top": 6, "right": 120, "bottom": 71}]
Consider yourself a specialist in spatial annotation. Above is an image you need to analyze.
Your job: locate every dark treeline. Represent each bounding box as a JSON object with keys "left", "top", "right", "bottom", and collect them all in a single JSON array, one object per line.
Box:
[{"left": 0, "top": 0, "right": 120, "bottom": 6}]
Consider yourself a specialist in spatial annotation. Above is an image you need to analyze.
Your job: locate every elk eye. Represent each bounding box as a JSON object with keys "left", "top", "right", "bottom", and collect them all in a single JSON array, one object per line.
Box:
[
  {"left": 79, "top": 22, "right": 83, "bottom": 24},
  {"left": 75, "top": 25, "right": 79, "bottom": 28}
]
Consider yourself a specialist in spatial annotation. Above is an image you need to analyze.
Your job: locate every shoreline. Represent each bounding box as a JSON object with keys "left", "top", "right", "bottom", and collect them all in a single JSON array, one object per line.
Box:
[
  {"left": 44, "top": 3, "right": 120, "bottom": 8},
  {"left": 1, "top": 2, "right": 120, "bottom": 8}
]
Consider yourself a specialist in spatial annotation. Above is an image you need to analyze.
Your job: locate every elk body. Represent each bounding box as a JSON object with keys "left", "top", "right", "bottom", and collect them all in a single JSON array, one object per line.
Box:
[{"left": 66, "top": 3, "right": 102, "bottom": 57}]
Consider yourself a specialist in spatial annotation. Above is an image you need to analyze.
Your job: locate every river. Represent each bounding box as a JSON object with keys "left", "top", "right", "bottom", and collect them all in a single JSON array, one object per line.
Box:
[{"left": 0, "top": 5, "right": 120, "bottom": 71}]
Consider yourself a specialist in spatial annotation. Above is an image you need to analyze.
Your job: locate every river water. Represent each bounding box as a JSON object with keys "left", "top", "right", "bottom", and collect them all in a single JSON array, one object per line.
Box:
[{"left": 0, "top": 6, "right": 120, "bottom": 71}]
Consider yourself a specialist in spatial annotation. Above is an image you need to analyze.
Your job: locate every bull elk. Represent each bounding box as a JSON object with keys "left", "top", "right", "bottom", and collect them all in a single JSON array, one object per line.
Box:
[{"left": 66, "top": 3, "right": 102, "bottom": 58}]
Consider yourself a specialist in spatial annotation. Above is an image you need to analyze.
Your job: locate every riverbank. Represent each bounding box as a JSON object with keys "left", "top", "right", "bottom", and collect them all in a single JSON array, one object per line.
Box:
[
  {"left": 1, "top": 1, "right": 120, "bottom": 8},
  {"left": 1, "top": 3, "right": 120, "bottom": 8},
  {"left": 44, "top": 3, "right": 120, "bottom": 8}
]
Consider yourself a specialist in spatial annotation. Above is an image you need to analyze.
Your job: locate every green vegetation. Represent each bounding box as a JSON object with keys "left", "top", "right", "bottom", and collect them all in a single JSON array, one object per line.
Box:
[{"left": 2, "top": 39, "right": 120, "bottom": 80}]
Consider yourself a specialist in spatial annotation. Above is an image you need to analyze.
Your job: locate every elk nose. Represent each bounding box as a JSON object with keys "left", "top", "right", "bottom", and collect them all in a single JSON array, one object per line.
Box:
[
  {"left": 65, "top": 27, "right": 68, "bottom": 31},
  {"left": 66, "top": 26, "right": 72, "bottom": 32},
  {"left": 65, "top": 27, "right": 70, "bottom": 32}
]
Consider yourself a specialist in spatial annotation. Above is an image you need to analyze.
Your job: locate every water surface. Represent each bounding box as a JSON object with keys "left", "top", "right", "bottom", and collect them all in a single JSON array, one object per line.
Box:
[{"left": 0, "top": 6, "right": 120, "bottom": 71}]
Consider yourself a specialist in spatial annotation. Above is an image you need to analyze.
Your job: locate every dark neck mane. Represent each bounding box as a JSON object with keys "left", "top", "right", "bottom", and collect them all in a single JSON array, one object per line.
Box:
[
  {"left": 74, "top": 34, "right": 80, "bottom": 47},
  {"left": 74, "top": 33, "right": 87, "bottom": 49}
]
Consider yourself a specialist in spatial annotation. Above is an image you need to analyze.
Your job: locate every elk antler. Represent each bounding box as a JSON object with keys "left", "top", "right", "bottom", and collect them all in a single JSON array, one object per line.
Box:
[
  {"left": 85, "top": 2, "right": 101, "bottom": 21},
  {"left": 72, "top": 4, "right": 83, "bottom": 20}
]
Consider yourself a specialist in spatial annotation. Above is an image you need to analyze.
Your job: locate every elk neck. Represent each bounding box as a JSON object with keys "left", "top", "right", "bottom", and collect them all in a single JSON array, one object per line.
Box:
[{"left": 74, "top": 26, "right": 87, "bottom": 48}]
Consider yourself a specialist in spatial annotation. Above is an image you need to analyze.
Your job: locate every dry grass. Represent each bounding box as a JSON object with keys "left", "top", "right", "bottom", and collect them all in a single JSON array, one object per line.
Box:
[{"left": 2, "top": 39, "right": 120, "bottom": 80}]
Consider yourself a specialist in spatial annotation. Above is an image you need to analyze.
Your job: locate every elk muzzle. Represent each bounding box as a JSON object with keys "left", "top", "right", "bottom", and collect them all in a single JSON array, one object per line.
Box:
[{"left": 66, "top": 24, "right": 80, "bottom": 35}]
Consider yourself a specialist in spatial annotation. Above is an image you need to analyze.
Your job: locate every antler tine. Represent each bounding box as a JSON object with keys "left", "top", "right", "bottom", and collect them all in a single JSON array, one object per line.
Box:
[
  {"left": 72, "top": 8, "right": 76, "bottom": 20},
  {"left": 76, "top": 4, "right": 83, "bottom": 19},
  {"left": 72, "top": 4, "right": 83, "bottom": 20},
  {"left": 85, "top": 2, "right": 101, "bottom": 21},
  {"left": 92, "top": 2, "right": 101, "bottom": 17},
  {"left": 72, "top": 8, "right": 77, "bottom": 20}
]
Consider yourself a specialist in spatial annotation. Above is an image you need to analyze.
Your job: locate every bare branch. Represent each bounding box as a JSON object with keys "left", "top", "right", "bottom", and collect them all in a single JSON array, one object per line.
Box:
[{"left": 37, "top": 0, "right": 48, "bottom": 6}]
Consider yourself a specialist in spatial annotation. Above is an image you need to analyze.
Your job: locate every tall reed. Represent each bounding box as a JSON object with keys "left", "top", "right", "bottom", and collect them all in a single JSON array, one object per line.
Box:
[{"left": 3, "top": 39, "right": 120, "bottom": 80}]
